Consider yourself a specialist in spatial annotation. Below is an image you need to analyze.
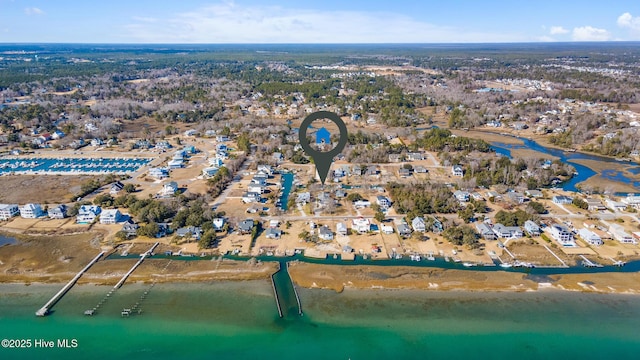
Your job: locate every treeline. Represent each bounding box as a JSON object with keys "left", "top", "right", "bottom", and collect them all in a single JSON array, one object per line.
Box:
[
  {"left": 387, "top": 182, "right": 459, "bottom": 219},
  {"left": 416, "top": 128, "right": 491, "bottom": 152}
]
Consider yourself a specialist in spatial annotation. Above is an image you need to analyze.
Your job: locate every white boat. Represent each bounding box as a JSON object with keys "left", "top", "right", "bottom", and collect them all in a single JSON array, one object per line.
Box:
[
  {"left": 462, "top": 262, "right": 476, "bottom": 267},
  {"left": 499, "top": 263, "right": 512, "bottom": 268}
]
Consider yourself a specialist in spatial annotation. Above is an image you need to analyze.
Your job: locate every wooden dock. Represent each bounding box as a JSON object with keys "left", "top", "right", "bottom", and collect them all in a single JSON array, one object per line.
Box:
[
  {"left": 36, "top": 251, "right": 105, "bottom": 317},
  {"left": 113, "top": 242, "right": 159, "bottom": 289}
]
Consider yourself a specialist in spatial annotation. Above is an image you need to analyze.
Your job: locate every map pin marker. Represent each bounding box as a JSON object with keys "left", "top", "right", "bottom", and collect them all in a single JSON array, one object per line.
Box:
[{"left": 298, "top": 111, "right": 349, "bottom": 185}]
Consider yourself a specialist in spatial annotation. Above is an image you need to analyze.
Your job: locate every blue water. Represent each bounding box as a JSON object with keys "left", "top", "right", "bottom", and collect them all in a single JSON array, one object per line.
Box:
[
  {"left": 0, "top": 235, "right": 18, "bottom": 246},
  {"left": 489, "top": 138, "right": 640, "bottom": 192},
  {"left": 0, "top": 157, "right": 152, "bottom": 175},
  {"left": 279, "top": 172, "right": 294, "bottom": 210}
]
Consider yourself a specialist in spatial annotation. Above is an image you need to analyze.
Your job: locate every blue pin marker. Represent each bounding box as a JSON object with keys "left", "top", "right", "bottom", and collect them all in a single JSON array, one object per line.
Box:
[{"left": 298, "top": 111, "right": 348, "bottom": 185}]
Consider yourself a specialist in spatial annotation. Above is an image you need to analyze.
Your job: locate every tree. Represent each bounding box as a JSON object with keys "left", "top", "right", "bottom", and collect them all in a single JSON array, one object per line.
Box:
[
  {"left": 572, "top": 198, "right": 588, "bottom": 210},
  {"left": 114, "top": 231, "right": 128, "bottom": 241},
  {"left": 374, "top": 210, "right": 385, "bottom": 223},
  {"left": 298, "top": 230, "right": 310, "bottom": 241},
  {"left": 443, "top": 225, "right": 479, "bottom": 248},
  {"left": 123, "top": 183, "right": 136, "bottom": 193},
  {"left": 198, "top": 230, "right": 217, "bottom": 249},
  {"left": 237, "top": 133, "right": 251, "bottom": 152},
  {"left": 526, "top": 201, "right": 547, "bottom": 214},
  {"left": 457, "top": 206, "right": 475, "bottom": 223},
  {"left": 346, "top": 192, "right": 364, "bottom": 202},
  {"left": 137, "top": 222, "right": 159, "bottom": 238}
]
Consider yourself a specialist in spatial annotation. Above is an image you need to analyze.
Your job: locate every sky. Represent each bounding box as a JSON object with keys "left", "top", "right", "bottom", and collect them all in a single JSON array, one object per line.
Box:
[{"left": 1, "top": 0, "right": 640, "bottom": 43}]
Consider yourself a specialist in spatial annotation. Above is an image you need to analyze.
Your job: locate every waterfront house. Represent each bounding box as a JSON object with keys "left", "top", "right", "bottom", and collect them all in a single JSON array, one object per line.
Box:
[
  {"left": 295, "top": 192, "right": 311, "bottom": 204},
  {"left": 492, "top": 224, "right": 523, "bottom": 239},
  {"left": 248, "top": 183, "right": 265, "bottom": 194},
  {"left": 453, "top": 190, "right": 470, "bottom": 202},
  {"left": 585, "top": 198, "right": 606, "bottom": 211},
  {"left": 121, "top": 220, "right": 139, "bottom": 238},
  {"left": 238, "top": 219, "right": 254, "bottom": 234},
  {"left": 476, "top": 223, "right": 496, "bottom": 240},
  {"left": 252, "top": 174, "right": 268, "bottom": 186},
  {"left": 621, "top": 195, "right": 640, "bottom": 209},
  {"left": 0, "top": 204, "right": 19, "bottom": 220},
  {"left": 609, "top": 223, "right": 636, "bottom": 244},
  {"left": 524, "top": 220, "right": 541, "bottom": 236},
  {"left": 77, "top": 205, "right": 101, "bottom": 224},
  {"left": 549, "top": 223, "right": 575, "bottom": 246},
  {"left": 47, "top": 205, "right": 67, "bottom": 219},
  {"left": 265, "top": 227, "right": 282, "bottom": 239},
  {"left": 242, "top": 192, "right": 261, "bottom": 203},
  {"left": 412, "top": 217, "right": 426, "bottom": 232},
  {"left": 257, "top": 164, "right": 273, "bottom": 175},
  {"left": 19, "top": 203, "right": 44, "bottom": 218},
  {"left": 159, "top": 181, "right": 178, "bottom": 197},
  {"left": 397, "top": 223, "right": 412, "bottom": 237},
  {"left": 605, "top": 199, "right": 627, "bottom": 211},
  {"left": 100, "top": 209, "right": 123, "bottom": 224},
  {"left": 110, "top": 181, "right": 124, "bottom": 194},
  {"left": 552, "top": 195, "right": 573, "bottom": 205},
  {"left": 176, "top": 226, "right": 202, "bottom": 240},
  {"left": 213, "top": 218, "right": 226, "bottom": 232},
  {"left": 578, "top": 228, "right": 603, "bottom": 246},
  {"left": 319, "top": 225, "right": 334, "bottom": 241},
  {"left": 381, "top": 224, "right": 394, "bottom": 234},
  {"left": 336, "top": 222, "right": 348, "bottom": 236},
  {"left": 376, "top": 195, "right": 392, "bottom": 210},
  {"left": 452, "top": 165, "right": 464, "bottom": 177},
  {"left": 351, "top": 218, "right": 371, "bottom": 233}
]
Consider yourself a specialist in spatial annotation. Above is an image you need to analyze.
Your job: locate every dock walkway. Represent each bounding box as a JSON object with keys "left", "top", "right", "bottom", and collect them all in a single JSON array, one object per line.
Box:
[{"left": 36, "top": 251, "right": 105, "bottom": 316}]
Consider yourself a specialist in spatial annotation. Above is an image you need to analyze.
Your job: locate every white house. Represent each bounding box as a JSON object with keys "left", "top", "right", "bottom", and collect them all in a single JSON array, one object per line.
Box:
[
  {"left": 248, "top": 184, "right": 265, "bottom": 194},
  {"left": 100, "top": 209, "right": 123, "bottom": 224},
  {"left": 609, "top": 223, "right": 636, "bottom": 244},
  {"left": 336, "top": 222, "right": 347, "bottom": 236},
  {"left": 213, "top": 218, "right": 226, "bottom": 231},
  {"left": 412, "top": 217, "right": 426, "bottom": 232},
  {"left": 549, "top": 223, "right": 575, "bottom": 246},
  {"left": 552, "top": 195, "right": 573, "bottom": 205},
  {"left": 621, "top": 195, "right": 640, "bottom": 209},
  {"left": 352, "top": 218, "right": 371, "bottom": 233},
  {"left": 319, "top": 225, "right": 334, "bottom": 241},
  {"left": 148, "top": 167, "right": 169, "bottom": 180},
  {"left": 452, "top": 165, "right": 464, "bottom": 177},
  {"left": 353, "top": 200, "right": 371, "bottom": 208},
  {"left": 242, "top": 192, "right": 261, "bottom": 203},
  {"left": 19, "top": 203, "right": 45, "bottom": 218},
  {"left": 381, "top": 224, "right": 394, "bottom": 234},
  {"left": 77, "top": 205, "right": 101, "bottom": 224},
  {"left": 159, "top": 181, "right": 178, "bottom": 197},
  {"left": 48, "top": 205, "right": 67, "bottom": 219},
  {"left": 605, "top": 199, "right": 627, "bottom": 211},
  {"left": 476, "top": 223, "right": 496, "bottom": 240},
  {"left": 524, "top": 220, "right": 540, "bottom": 236},
  {"left": 578, "top": 228, "right": 603, "bottom": 246},
  {"left": 376, "top": 195, "right": 392, "bottom": 209},
  {"left": 453, "top": 190, "right": 470, "bottom": 202},
  {"left": 0, "top": 204, "right": 19, "bottom": 220},
  {"left": 492, "top": 224, "right": 523, "bottom": 238}
]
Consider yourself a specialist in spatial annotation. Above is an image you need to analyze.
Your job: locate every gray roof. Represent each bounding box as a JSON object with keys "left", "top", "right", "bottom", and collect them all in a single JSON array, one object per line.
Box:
[{"left": 239, "top": 219, "right": 254, "bottom": 231}]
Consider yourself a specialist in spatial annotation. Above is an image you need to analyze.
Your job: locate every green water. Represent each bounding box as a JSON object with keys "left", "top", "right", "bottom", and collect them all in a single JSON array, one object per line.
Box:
[{"left": 1, "top": 282, "right": 639, "bottom": 359}]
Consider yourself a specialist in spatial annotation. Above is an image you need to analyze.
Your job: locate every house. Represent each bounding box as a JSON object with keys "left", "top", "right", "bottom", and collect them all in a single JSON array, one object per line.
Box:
[
  {"left": 353, "top": 200, "right": 371, "bottom": 208},
  {"left": 167, "top": 159, "right": 184, "bottom": 169},
  {"left": 110, "top": 181, "right": 124, "bottom": 194},
  {"left": 524, "top": 220, "right": 540, "bottom": 236},
  {"left": 90, "top": 138, "right": 103, "bottom": 147},
  {"left": 492, "top": 224, "right": 523, "bottom": 238},
  {"left": 621, "top": 195, "right": 640, "bottom": 209},
  {"left": 453, "top": 190, "right": 470, "bottom": 202},
  {"left": 265, "top": 227, "right": 282, "bottom": 239},
  {"left": 605, "top": 199, "right": 627, "bottom": 211},
  {"left": 476, "top": 223, "right": 496, "bottom": 240},
  {"left": 159, "top": 181, "right": 178, "bottom": 197},
  {"left": 0, "top": 204, "right": 19, "bottom": 220},
  {"left": 452, "top": 165, "right": 464, "bottom": 177},
  {"left": 148, "top": 167, "right": 169, "bottom": 180},
  {"left": 47, "top": 205, "right": 67, "bottom": 219},
  {"left": 216, "top": 135, "right": 229, "bottom": 142},
  {"left": 213, "top": 218, "right": 226, "bottom": 231},
  {"left": 336, "top": 222, "right": 347, "bottom": 236},
  {"left": 176, "top": 226, "right": 203, "bottom": 240},
  {"left": 388, "top": 154, "right": 402, "bottom": 163},
  {"left": 257, "top": 164, "right": 273, "bottom": 175},
  {"left": 251, "top": 174, "right": 268, "bottom": 186},
  {"left": 295, "top": 192, "right": 311, "bottom": 204},
  {"left": 184, "top": 129, "right": 197, "bottom": 137},
  {"left": 552, "top": 195, "right": 573, "bottom": 205},
  {"left": 248, "top": 184, "right": 265, "bottom": 194},
  {"left": 76, "top": 205, "right": 101, "bottom": 224},
  {"left": 272, "top": 152, "right": 284, "bottom": 162},
  {"left": 397, "top": 223, "right": 412, "bottom": 237},
  {"left": 318, "top": 225, "right": 334, "bottom": 241},
  {"left": 202, "top": 167, "right": 219, "bottom": 178},
  {"left": 506, "top": 192, "right": 526, "bottom": 204},
  {"left": 121, "top": 220, "right": 139, "bottom": 238},
  {"left": 549, "top": 223, "right": 575, "bottom": 246},
  {"left": 238, "top": 219, "right": 255, "bottom": 234},
  {"left": 100, "top": 209, "right": 122, "bottom": 224},
  {"left": 412, "top": 217, "right": 426, "bottom": 232},
  {"left": 376, "top": 195, "right": 392, "bottom": 210},
  {"left": 431, "top": 217, "right": 444, "bottom": 233},
  {"left": 578, "top": 228, "right": 603, "bottom": 246},
  {"left": 414, "top": 166, "right": 428, "bottom": 174},
  {"left": 381, "top": 224, "right": 394, "bottom": 234},
  {"left": 525, "top": 189, "right": 544, "bottom": 198},
  {"left": 470, "top": 192, "right": 484, "bottom": 201},
  {"left": 486, "top": 191, "right": 500, "bottom": 200},
  {"left": 407, "top": 152, "right": 425, "bottom": 161},
  {"left": 335, "top": 189, "right": 347, "bottom": 198},
  {"left": 585, "top": 198, "right": 606, "bottom": 211},
  {"left": 208, "top": 157, "right": 224, "bottom": 168},
  {"left": 19, "top": 203, "right": 44, "bottom": 218},
  {"left": 365, "top": 165, "right": 379, "bottom": 176},
  {"left": 398, "top": 167, "right": 411, "bottom": 178},
  {"left": 351, "top": 218, "right": 371, "bottom": 233},
  {"left": 609, "top": 223, "right": 636, "bottom": 244},
  {"left": 242, "top": 192, "right": 261, "bottom": 203}
]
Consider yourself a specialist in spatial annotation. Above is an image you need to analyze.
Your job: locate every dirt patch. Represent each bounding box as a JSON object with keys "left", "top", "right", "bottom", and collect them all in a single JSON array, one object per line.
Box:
[{"left": 0, "top": 175, "right": 99, "bottom": 204}]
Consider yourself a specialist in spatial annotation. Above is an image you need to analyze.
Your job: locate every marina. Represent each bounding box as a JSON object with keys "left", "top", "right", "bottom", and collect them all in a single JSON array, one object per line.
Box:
[{"left": 0, "top": 157, "right": 152, "bottom": 176}]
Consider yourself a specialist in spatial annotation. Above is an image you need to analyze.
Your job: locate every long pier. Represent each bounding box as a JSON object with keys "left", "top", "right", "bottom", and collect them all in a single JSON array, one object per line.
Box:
[
  {"left": 287, "top": 262, "right": 303, "bottom": 316},
  {"left": 36, "top": 251, "right": 105, "bottom": 317},
  {"left": 113, "top": 242, "right": 159, "bottom": 289},
  {"left": 542, "top": 244, "right": 568, "bottom": 267}
]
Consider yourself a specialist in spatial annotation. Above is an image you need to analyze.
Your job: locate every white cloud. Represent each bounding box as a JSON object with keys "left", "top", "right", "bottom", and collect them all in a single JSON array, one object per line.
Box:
[
  {"left": 24, "top": 7, "right": 44, "bottom": 16},
  {"left": 549, "top": 26, "right": 568, "bottom": 35},
  {"left": 121, "top": 2, "right": 524, "bottom": 43},
  {"left": 617, "top": 12, "right": 640, "bottom": 31},
  {"left": 571, "top": 26, "right": 611, "bottom": 41}
]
